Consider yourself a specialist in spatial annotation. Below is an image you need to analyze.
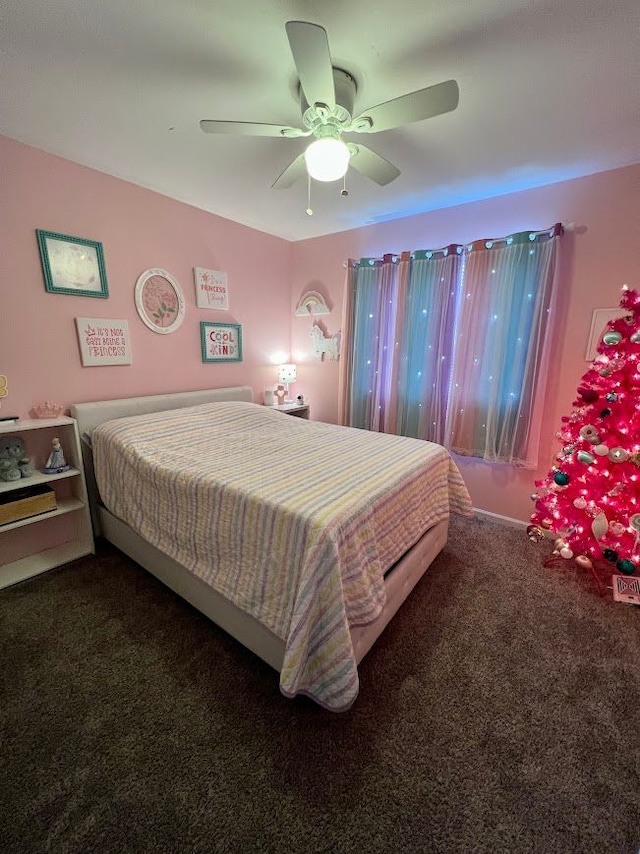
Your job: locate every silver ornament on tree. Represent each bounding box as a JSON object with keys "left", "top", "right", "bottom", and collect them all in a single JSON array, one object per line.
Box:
[
  {"left": 602, "top": 330, "right": 622, "bottom": 346},
  {"left": 608, "top": 447, "right": 629, "bottom": 462},
  {"left": 579, "top": 425, "right": 600, "bottom": 444},
  {"left": 591, "top": 512, "right": 609, "bottom": 540}
]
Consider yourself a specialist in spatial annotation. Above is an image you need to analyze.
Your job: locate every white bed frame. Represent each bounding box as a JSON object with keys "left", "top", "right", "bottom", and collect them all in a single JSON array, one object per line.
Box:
[{"left": 71, "top": 387, "right": 449, "bottom": 672}]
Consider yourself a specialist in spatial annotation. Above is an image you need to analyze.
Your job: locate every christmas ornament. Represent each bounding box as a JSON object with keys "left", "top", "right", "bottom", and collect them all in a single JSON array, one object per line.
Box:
[
  {"left": 575, "top": 555, "right": 592, "bottom": 569},
  {"left": 592, "top": 512, "right": 608, "bottom": 539},
  {"left": 600, "top": 408, "right": 612, "bottom": 417},
  {"left": 608, "top": 447, "right": 629, "bottom": 462},
  {"left": 553, "top": 471, "right": 570, "bottom": 486},
  {"left": 573, "top": 496, "right": 587, "bottom": 509},
  {"left": 609, "top": 521, "right": 626, "bottom": 536},
  {"left": 603, "top": 330, "right": 622, "bottom": 345},
  {"left": 630, "top": 331, "right": 640, "bottom": 343},
  {"left": 579, "top": 388, "right": 599, "bottom": 403},
  {"left": 559, "top": 547, "right": 574, "bottom": 559},
  {"left": 603, "top": 548, "right": 618, "bottom": 563},
  {"left": 616, "top": 559, "right": 635, "bottom": 575},
  {"left": 630, "top": 514, "right": 640, "bottom": 555},
  {"left": 577, "top": 450, "right": 595, "bottom": 464},
  {"left": 526, "top": 525, "right": 545, "bottom": 543},
  {"left": 594, "top": 444, "right": 609, "bottom": 456},
  {"left": 579, "top": 425, "right": 600, "bottom": 442},
  {"left": 605, "top": 392, "right": 618, "bottom": 402}
]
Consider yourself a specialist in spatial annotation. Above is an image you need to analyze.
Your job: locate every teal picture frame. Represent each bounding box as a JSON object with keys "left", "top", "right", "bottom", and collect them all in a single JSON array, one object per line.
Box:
[
  {"left": 36, "top": 229, "right": 109, "bottom": 298},
  {"left": 200, "top": 322, "right": 243, "bottom": 363}
]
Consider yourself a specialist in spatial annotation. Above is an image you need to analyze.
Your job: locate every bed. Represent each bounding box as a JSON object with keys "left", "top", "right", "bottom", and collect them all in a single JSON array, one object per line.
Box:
[{"left": 71, "top": 386, "right": 472, "bottom": 711}]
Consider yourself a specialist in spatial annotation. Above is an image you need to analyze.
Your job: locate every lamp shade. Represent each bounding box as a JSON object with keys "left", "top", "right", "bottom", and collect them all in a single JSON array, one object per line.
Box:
[
  {"left": 304, "top": 138, "right": 350, "bottom": 182},
  {"left": 278, "top": 364, "right": 297, "bottom": 384}
]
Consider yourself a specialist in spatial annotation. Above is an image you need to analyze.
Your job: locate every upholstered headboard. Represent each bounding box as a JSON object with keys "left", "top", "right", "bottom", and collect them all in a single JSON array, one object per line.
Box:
[{"left": 71, "top": 385, "right": 253, "bottom": 438}]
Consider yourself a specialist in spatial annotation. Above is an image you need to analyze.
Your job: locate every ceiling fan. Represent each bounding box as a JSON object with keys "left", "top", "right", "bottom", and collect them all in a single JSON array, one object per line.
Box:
[{"left": 200, "top": 21, "right": 459, "bottom": 190}]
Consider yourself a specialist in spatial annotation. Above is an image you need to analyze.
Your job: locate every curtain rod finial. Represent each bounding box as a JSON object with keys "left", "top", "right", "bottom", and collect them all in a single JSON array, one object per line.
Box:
[{"left": 563, "top": 222, "right": 588, "bottom": 235}]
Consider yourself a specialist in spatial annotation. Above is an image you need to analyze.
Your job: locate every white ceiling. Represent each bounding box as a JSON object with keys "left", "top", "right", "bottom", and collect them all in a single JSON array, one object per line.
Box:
[{"left": 1, "top": 0, "right": 638, "bottom": 242}]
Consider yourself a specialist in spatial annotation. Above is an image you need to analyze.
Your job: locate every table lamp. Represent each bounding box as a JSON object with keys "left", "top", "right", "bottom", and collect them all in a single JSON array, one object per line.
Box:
[{"left": 277, "top": 364, "right": 297, "bottom": 402}]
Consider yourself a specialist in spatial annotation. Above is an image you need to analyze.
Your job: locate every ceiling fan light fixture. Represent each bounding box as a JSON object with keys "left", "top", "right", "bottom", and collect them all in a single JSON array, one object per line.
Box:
[{"left": 304, "top": 137, "right": 350, "bottom": 182}]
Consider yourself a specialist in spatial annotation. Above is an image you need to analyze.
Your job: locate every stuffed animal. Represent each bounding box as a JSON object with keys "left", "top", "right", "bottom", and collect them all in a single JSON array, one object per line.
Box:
[{"left": 0, "top": 436, "right": 34, "bottom": 482}]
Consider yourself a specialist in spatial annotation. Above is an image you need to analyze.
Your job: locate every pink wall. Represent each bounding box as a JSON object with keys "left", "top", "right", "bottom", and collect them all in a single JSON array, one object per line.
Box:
[
  {"left": 0, "top": 135, "right": 292, "bottom": 418},
  {"left": 2, "top": 133, "right": 638, "bottom": 524},
  {"left": 290, "top": 164, "right": 640, "bottom": 522}
]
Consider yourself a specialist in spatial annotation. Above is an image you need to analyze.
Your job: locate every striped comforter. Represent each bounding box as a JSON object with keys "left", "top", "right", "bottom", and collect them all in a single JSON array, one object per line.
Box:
[{"left": 92, "top": 401, "right": 472, "bottom": 710}]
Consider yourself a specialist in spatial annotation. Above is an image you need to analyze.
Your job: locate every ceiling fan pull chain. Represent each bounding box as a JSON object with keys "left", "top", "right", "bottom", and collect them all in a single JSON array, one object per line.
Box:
[
  {"left": 305, "top": 173, "right": 313, "bottom": 216},
  {"left": 341, "top": 175, "right": 349, "bottom": 197}
]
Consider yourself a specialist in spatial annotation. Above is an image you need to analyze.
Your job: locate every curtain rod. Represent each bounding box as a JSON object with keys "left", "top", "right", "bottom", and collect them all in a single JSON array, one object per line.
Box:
[{"left": 342, "top": 221, "right": 575, "bottom": 267}]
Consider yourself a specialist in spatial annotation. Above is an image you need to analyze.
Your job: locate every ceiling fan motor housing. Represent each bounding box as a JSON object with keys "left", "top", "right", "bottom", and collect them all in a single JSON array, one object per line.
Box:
[{"left": 300, "top": 68, "right": 356, "bottom": 135}]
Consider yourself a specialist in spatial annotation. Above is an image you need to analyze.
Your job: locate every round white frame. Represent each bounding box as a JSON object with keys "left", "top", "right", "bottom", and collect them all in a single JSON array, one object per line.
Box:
[{"left": 134, "top": 268, "right": 186, "bottom": 334}]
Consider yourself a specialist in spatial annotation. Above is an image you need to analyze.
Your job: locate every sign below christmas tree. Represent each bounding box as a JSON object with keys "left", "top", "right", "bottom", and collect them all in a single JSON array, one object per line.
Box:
[
  {"left": 612, "top": 574, "right": 640, "bottom": 605},
  {"left": 528, "top": 285, "right": 640, "bottom": 596}
]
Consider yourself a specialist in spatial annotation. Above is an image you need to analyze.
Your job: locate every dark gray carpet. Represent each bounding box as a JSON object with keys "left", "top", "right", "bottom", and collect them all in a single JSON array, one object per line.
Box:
[{"left": 1, "top": 514, "right": 638, "bottom": 854}]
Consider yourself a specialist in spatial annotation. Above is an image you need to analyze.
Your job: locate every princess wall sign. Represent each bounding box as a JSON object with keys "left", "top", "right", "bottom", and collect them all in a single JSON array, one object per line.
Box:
[
  {"left": 194, "top": 268, "right": 229, "bottom": 311},
  {"left": 75, "top": 317, "right": 132, "bottom": 366}
]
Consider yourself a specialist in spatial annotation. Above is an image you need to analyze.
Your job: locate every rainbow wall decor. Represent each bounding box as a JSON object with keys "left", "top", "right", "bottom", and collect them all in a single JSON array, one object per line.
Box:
[{"left": 295, "top": 291, "right": 330, "bottom": 316}]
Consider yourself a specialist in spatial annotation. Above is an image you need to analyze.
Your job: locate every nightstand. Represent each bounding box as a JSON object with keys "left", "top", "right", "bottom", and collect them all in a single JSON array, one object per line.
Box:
[{"left": 271, "top": 403, "right": 310, "bottom": 419}]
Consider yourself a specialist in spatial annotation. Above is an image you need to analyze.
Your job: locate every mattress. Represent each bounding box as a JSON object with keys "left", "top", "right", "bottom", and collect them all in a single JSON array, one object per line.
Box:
[{"left": 92, "top": 401, "right": 472, "bottom": 710}]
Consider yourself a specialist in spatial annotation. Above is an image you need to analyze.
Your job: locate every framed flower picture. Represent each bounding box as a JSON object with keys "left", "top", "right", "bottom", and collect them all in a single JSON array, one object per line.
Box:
[
  {"left": 36, "top": 229, "right": 109, "bottom": 298},
  {"left": 134, "top": 268, "right": 185, "bottom": 334}
]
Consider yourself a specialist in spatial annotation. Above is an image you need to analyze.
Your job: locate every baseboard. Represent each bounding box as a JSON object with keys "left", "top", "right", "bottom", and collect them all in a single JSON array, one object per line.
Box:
[
  {"left": 472, "top": 507, "right": 529, "bottom": 530},
  {"left": 472, "top": 508, "right": 559, "bottom": 543}
]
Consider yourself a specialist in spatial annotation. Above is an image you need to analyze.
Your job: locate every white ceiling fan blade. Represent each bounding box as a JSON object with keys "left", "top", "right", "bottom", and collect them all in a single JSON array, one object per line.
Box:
[
  {"left": 353, "top": 79, "right": 459, "bottom": 133},
  {"left": 349, "top": 145, "right": 401, "bottom": 186},
  {"left": 200, "top": 120, "right": 308, "bottom": 138},
  {"left": 285, "top": 21, "right": 335, "bottom": 109},
  {"left": 272, "top": 153, "right": 307, "bottom": 189}
]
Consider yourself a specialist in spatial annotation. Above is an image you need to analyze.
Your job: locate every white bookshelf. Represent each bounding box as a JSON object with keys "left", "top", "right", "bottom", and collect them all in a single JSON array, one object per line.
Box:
[{"left": 0, "top": 416, "right": 94, "bottom": 589}]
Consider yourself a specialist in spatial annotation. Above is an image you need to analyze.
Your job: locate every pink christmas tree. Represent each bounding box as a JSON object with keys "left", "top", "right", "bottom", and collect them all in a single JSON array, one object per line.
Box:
[{"left": 528, "top": 285, "right": 640, "bottom": 595}]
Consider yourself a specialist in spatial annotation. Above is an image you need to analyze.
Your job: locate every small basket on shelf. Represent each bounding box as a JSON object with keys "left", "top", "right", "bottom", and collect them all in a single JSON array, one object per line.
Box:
[{"left": 32, "top": 401, "right": 65, "bottom": 419}]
